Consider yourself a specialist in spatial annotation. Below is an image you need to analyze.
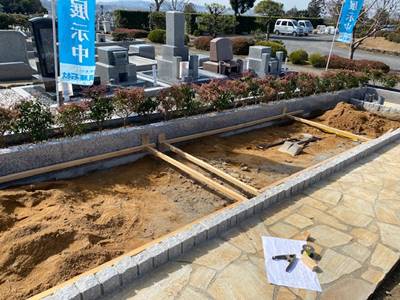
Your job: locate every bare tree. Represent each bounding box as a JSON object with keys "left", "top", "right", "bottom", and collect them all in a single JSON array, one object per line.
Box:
[
  {"left": 150, "top": 0, "right": 166, "bottom": 11},
  {"left": 166, "top": 0, "right": 190, "bottom": 11},
  {"left": 349, "top": 0, "right": 399, "bottom": 59}
]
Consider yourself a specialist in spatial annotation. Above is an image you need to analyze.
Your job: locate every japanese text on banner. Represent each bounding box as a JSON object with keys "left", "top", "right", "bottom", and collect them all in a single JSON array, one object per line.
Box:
[
  {"left": 58, "top": 0, "right": 96, "bottom": 86},
  {"left": 337, "top": 0, "right": 364, "bottom": 43}
]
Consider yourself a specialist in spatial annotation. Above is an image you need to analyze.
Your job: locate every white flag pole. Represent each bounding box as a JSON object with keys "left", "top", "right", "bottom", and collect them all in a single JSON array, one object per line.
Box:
[
  {"left": 51, "top": 0, "right": 61, "bottom": 106},
  {"left": 325, "top": 1, "right": 345, "bottom": 71}
]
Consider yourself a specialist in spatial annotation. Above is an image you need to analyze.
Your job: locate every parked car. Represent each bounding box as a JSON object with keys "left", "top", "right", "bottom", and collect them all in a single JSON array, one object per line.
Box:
[
  {"left": 298, "top": 20, "right": 314, "bottom": 35},
  {"left": 316, "top": 25, "right": 327, "bottom": 34},
  {"left": 382, "top": 25, "right": 397, "bottom": 32},
  {"left": 274, "top": 19, "right": 304, "bottom": 36}
]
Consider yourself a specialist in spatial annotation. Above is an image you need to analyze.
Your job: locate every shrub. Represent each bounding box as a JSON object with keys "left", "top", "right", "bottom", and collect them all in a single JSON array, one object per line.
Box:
[
  {"left": 113, "top": 88, "right": 146, "bottom": 126},
  {"left": 196, "top": 80, "right": 234, "bottom": 111},
  {"left": 194, "top": 36, "right": 212, "bottom": 51},
  {"left": 13, "top": 101, "right": 53, "bottom": 142},
  {"left": 57, "top": 103, "right": 88, "bottom": 137},
  {"left": 309, "top": 53, "right": 326, "bottom": 68},
  {"left": 148, "top": 29, "right": 166, "bottom": 44},
  {"left": 112, "top": 28, "right": 148, "bottom": 41},
  {"left": 255, "top": 41, "right": 287, "bottom": 58},
  {"left": 385, "top": 32, "right": 400, "bottom": 44},
  {"left": 295, "top": 73, "right": 318, "bottom": 96},
  {"left": 327, "top": 55, "right": 390, "bottom": 73},
  {"left": 0, "top": 107, "right": 15, "bottom": 146},
  {"left": 231, "top": 37, "right": 254, "bottom": 55},
  {"left": 149, "top": 11, "right": 166, "bottom": 30},
  {"left": 84, "top": 86, "right": 113, "bottom": 130},
  {"left": 138, "top": 97, "right": 158, "bottom": 116},
  {"left": 289, "top": 49, "right": 308, "bottom": 65},
  {"left": 158, "top": 84, "right": 198, "bottom": 119}
]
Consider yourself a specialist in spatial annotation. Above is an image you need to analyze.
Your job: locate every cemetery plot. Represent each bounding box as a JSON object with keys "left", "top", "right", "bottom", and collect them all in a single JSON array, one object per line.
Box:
[{"left": 1, "top": 103, "right": 400, "bottom": 300}]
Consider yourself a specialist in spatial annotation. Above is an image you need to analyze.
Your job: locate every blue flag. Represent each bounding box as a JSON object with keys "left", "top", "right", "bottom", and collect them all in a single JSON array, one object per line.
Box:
[
  {"left": 337, "top": 0, "right": 364, "bottom": 43},
  {"left": 58, "top": 0, "right": 96, "bottom": 86}
]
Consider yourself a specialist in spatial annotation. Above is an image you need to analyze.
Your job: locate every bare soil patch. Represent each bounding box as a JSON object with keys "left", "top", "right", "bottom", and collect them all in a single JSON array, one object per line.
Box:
[
  {"left": 336, "top": 37, "right": 400, "bottom": 55},
  {"left": 317, "top": 102, "right": 400, "bottom": 138},
  {"left": 0, "top": 103, "right": 396, "bottom": 299}
]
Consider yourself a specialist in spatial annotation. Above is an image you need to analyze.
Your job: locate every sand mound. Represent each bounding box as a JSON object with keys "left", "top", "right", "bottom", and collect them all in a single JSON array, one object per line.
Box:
[{"left": 318, "top": 102, "right": 400, "bottom": 138}]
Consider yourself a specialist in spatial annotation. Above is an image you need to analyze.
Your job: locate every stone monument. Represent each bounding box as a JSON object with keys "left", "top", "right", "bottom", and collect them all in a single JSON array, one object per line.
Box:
[
  {"left": 157, "top": 11, "right": 189, "bottom": 82},
  {"left": 30, "top": 17, "right": 56, "bottom": 91},
  {"left": 203, "top": 38, "right": 243, "bottom": 75},
  {"left": 95, "top": 46, "right": 137, "bottom": 85},
  {"left": 0, "top": 30, "right": 34, "bottom": 81},
  {"left": 247, "top": 46, "right": 285, "bottom": 77}
]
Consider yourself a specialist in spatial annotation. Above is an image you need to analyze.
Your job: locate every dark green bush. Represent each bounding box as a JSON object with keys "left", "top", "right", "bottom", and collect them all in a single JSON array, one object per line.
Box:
[
  {"left": 232, "top": 37, "right": 254, "bottom": 55},
  {"left": 309, "top": 53, "right": 326, "bottom": 68},
  {"left": 289, "top": 49, "right": 308, "bottom": 65},
  {"left": 148, "top": 29, "right": 166, "bottom": 43},
  {"left": 385, "top": 32, "right": 400, "bottom": 43},
  {"left": 13, "top": 101, "right": 53, "bottom": 142},
  {"left": 255, "top": 41, "right": 287, "bottom": 58},
  {"left": 0, "top": 13, "right": 29, "bottom": 29},
  {"left": 149, "top": 11, "right": 166, "bottom": 30}
]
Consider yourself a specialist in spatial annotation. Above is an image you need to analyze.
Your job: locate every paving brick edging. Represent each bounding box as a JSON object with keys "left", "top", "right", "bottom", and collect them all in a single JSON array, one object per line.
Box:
[{"left": 34, "top": 128, "right": 400, "bottom": 300}]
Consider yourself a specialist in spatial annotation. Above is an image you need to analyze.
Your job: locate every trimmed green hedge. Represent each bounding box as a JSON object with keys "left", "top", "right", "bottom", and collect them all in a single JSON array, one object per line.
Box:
[{"left": 114, "top": 10, "right": 324, "bottom": 35}]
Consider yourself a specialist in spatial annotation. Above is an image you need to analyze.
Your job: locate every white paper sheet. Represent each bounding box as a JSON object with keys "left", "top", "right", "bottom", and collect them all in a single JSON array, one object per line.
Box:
[{"left": 262, "top": 236, "right": 322, "bottom": 292}]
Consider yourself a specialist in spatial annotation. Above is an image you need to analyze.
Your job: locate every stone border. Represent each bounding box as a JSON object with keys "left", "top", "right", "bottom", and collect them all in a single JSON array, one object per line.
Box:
[
  {"left": 33, "top": 128, "right": 400, "bottom": 300},
  {"left": 350, "top": 98, "right": 400, "bottom": 121},
  {"left": 1, "top": 87, "right": 367, "bottom": 187}
]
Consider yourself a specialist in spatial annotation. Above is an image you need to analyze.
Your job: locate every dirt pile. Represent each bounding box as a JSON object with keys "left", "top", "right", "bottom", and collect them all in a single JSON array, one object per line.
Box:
[
  {"left": 318, "top": 102, "right": 400, "bottom": 138},
  {"left": 0, "top": 121, "right": 356, "bottom": 300}
]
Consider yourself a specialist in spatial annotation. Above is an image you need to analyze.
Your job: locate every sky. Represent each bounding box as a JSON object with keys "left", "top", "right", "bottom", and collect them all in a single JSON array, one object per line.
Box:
[{"left": 105, "top": 0, "right": 310, "bottom": 11}]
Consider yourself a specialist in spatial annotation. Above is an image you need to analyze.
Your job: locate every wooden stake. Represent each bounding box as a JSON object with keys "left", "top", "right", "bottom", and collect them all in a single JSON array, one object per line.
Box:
[
  {"left": 0, "top": 144, "right": 155, "bottom": 185},
  {"left": 145, "top": 146, "right": 247, "bottom": 202},
  {"left": 286, "top": 114, "right": 371, "bottom": 142},
  {"left": 162, "top": 142, "right": 260, "bottom": 196},
  {"left": 165, "top": 110, "right": 303, "bottom": 145}
]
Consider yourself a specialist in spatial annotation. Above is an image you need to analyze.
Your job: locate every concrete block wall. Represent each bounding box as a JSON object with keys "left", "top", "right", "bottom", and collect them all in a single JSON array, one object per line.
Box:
[
  {"left": 36, "top": 128, "right": 400, "bottom": 300},
  {"left": 349, "top": 98, "right": 400, "bottom": 121}
]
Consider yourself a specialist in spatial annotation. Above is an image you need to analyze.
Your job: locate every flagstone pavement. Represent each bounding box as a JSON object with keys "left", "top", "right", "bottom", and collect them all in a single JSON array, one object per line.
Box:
[{"left": 110, "top": 140, "right": 400, "bottom": 300}]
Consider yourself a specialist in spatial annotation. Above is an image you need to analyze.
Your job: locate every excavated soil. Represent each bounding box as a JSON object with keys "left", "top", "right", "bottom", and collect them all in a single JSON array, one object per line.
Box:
[
  {"left": 0, "top": 103, "right": 391, "bottom": 299},
  {"left": 318, "top": 102, "right": 400, "bottom": 138}
]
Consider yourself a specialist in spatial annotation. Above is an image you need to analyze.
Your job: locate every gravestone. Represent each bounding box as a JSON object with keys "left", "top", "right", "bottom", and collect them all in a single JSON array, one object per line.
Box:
[
  {"left": 247, "top": 46, "right": 271, "bottom": 77},
  {"left": 0, "top": 30, "right": 34, "bottom": 81},
  {"left": 209, "top": 38, "right": 233, "bottom": 62},
  {"left": 103, "top": 21, "right": 111, "bottom": 34},
  {"left": 95, "top": 46, "right": 137, "bottom": 85},
  {"left": 30, "top": 17, "right": 56, "bottom": 91},
  {"left": 158, "top": 11, "right": 189, "bottom": 82},
  {"left": 203, "top": 38, "right": 242, "bottom": 75},
  {"left": 129, "top": 44, "right": 155, "bottom": 60}
]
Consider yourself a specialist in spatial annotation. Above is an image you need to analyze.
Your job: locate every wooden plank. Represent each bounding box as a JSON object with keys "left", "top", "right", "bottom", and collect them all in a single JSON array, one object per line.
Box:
[
  {"left": 0, "top": 144, "right": 155, "bottom": 185},
  {"left": 286, "top": 115, "right": 371, "bottom": 142},
  {"left": 165, "top": 110, "right": 304, "bottom": 145},
  {"left": 145, "top": 146, "right": 247, "bottom": 202},
  {"left": 163, "top": 142, "right": 260, "bottom": 196}
]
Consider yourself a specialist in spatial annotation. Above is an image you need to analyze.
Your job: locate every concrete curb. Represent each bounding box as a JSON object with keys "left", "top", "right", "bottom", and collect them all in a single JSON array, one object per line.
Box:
[
  {"left": 349, "top": 98, "right": 400, "bottom": 121},
  {"left": 37, "top": 128, "right": 400, "bottom": 300}
]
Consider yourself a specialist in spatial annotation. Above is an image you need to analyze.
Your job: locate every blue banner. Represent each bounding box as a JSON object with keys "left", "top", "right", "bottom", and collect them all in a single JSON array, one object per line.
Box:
[
  {"left": 58, "top": 0, "right": 96, "bottom": 85},
  {"left": 337, "top": 0, "right": 364, "bottom": 43}
]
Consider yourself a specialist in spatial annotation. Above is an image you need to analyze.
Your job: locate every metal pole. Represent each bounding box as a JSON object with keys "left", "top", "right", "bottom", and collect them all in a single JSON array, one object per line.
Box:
[
  {"left": 51, "top": 0, "right": 61, "bottom": 106},
  {"left": 326, "top": 1, "right": 345, "bottom": 71}
]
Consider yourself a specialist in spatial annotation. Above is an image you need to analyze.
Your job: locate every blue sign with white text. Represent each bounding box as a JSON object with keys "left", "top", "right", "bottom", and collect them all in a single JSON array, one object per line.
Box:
[
  {"left": 58, "top": 0, "right": 96, "bottom": 85},
  {"left": 337, "top": 0, "right": 364, "bottom": 43}
]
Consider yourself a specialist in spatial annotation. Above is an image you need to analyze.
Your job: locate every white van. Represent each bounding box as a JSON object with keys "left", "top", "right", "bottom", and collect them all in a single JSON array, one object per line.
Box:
[
  {"left": 298, "top": 20, "right": 314, "bottom": 35},
  {"left": 274, "top": 19, "right": 304, "bottom": 36}
]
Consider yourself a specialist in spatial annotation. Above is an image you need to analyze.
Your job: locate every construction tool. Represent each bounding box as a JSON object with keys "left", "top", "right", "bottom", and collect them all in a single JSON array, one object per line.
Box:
[
  {"left": 301, "top": 245, "right": 318, "bottom": 272},
  {"left": 272, "top": 254, "right": 297, "bottom": 272}
]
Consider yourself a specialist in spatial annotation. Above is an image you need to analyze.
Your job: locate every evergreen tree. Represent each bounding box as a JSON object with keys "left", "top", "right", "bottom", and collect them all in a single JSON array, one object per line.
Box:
[
  {"left": 230, "top": 0, "right": 256, "bottom": 16},
  {"left": 307, "top": 0, "right": 325, "bottom": 18}
]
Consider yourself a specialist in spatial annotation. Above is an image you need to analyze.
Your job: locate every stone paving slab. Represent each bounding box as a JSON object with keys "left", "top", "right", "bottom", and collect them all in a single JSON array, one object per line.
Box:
[{"left": 109, "top": 140, "right": 400, "bottom": 300}]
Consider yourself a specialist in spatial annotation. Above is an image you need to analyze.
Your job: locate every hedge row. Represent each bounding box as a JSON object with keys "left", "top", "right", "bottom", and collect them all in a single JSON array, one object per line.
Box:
[
  {"left": 1, "top": 70, "right": 373, "bottom": 147},
  {"left": 113, "top": 10, "right": 324, "bottom": 35},
  {"left": 0, "top": 13, "right": 29, "bottom": 29}
]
